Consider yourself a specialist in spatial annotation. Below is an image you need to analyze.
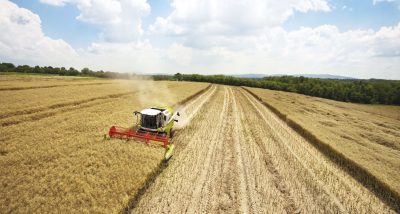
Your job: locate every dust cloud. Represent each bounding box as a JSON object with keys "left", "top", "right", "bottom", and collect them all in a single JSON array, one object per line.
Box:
[
  {"left": 115, "top": 76, "right": 178, "bottom": 108},
  {"left": 174, "top": 105, "right": 189, "bottom": 129},
  {"left": 114, "top": 76, "right": 211, "bottom": 130},
  {"left": 174, "top": 85, "right": 215, "bottom": 129}
]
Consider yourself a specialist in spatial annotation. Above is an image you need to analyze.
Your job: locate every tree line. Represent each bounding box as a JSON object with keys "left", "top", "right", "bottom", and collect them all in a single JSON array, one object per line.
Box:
[
  {"left": 1, "top": 62, "right": 399, "bottom": 105},
  {"left": 171, "top": 73, "right": 400, "bottom": 105},
  {"left": 0, "top": 62, "right": 140, "bottom": 79}
]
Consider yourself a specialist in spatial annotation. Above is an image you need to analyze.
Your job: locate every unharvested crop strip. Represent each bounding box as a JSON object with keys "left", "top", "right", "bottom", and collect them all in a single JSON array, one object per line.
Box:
[
  {"left": 241, "top": 86, "right": 400, "bottom": 212},
  {"left": 0, "top": 92, "right": 136, "bottom": 127},
  {"left": 0, "top": 82, "right": 111, "bottom": 91},
  {"left": 1, "top": 83, "right": 210, "bottom": 121},
  {"left": 1, "top": 83, "right": 203, "bottom": 127},
  {"left": 1, "top": 95, "right": 128, "bottom": 127},
  {"left": 0, "top": 91, "right": 135, "bottom": 120},
  {"left": 122, "top": 161, "right": 168, "bottom": 214}
]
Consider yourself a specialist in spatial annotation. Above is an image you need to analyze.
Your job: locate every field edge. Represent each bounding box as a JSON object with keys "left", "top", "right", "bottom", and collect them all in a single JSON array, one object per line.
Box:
[{"left": 241, "top": 86, "right": 400, "bottom": 212}]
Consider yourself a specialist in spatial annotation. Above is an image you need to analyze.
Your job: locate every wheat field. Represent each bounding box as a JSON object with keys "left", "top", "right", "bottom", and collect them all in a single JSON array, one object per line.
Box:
[
  {"left": 1, "top": 74, "right": 398, "bottom": 213},
  {"left": 244, "top": 86, "right": 400, "bottom": 208},
  {"left": 133, "top": 85, "right": 396, "bottom": 213},
  {"left": 0, "top": 74, "right": 209, "bottom": 213}
]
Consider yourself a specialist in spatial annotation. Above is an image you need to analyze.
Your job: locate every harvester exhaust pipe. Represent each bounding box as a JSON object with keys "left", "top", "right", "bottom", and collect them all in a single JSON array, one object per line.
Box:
[{"left": 169, "top": 111, "right": 180, "bottom": 123}]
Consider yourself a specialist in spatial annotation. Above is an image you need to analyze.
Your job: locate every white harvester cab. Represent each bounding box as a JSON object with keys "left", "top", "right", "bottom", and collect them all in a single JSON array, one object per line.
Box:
[{"left": 135, "top": 107, "right": 179, "bottom": 136}]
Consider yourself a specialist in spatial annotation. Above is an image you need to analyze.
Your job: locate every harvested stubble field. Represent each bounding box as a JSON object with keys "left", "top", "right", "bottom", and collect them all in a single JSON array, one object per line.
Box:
[
  {"left": 243, "top": 86, "right": 400, "bottom": 209},
  {"left": 132, "top": 85, "right": 397, "bottom": 213},
  {"left": 0, "top": 74, "right": 209, "bottom": 213},
  {"left": 1, "top": 74, "right": 398, "bottom": 213}
]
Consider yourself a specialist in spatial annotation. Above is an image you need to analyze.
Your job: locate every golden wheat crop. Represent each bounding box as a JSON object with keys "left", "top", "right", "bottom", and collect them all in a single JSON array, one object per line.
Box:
[
  {"left": 1, "top": 74, "right": 397, "bottom": 213},
  {"left": 0, "top": 74, "right": 209, "bottom": 213}
]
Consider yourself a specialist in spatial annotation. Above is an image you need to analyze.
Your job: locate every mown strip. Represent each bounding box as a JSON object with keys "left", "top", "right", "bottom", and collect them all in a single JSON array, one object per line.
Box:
[
  {"left": 0, "top": 82, "right": 111, "bottom": 91},
  {"left": 122, "top": 83, "right": 212, "bottom": 213},
  {"left": 241, "top": 86, "right": 400, "bottom": 212}
]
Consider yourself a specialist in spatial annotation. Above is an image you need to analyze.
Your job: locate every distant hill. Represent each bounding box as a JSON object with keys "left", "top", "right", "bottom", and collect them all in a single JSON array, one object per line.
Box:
[
  {"left": 231, "top": 74, "right": 356, "bottom": 80},
  {"left": 231, "top": 74, "right": 266, "bottom": 79},
  {"left": 283, "top": 74, "right": 357, "bottom": 80}
]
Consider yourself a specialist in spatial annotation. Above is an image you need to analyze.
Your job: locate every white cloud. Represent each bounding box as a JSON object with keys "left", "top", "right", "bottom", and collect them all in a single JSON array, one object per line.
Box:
[
  {"left": 166, "top": 43, "right": 193, "bottom": 66},
  {"left": 39, "top": 0, "right": 68, "bottom": 6},
  {"left": 2, "top": 0, "right": 400, "bottom": 79},
  {"left": 78, "top": 41, "right": 164, "bottom": 72},
  {"left": 0, "top": 0, "right": 77, "bottom": 66},
  {"left": 75, "top": 0, "right": 122, "bottom": 24},
  {"left": 40, "top": 0, "right": 151, "bottom": 42},
  {"left": 142, "top": 0, "right": 400, "bottom": 78},
  {"left": 78, "top": 22, "right": 400, "bottom": 79},
  {"left": 150, "top": 0, "right": 331, "bottom": 37},
  {"left": 149, "top": 17, "right": 185, "bottom": 35}
]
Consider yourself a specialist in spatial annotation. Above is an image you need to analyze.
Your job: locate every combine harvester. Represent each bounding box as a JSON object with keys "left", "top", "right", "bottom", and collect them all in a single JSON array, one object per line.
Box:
[{"left": 108, "top": 107, "right": 180, "bottom": 161}]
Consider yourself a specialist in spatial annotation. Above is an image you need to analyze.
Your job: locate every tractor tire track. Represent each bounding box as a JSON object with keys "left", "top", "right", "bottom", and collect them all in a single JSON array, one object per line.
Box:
[
  {"left": 131, "top": 86, "right": 227, "bottom": 213},
  {"left": 241, "top": 89, "right": 349, "bottom": 212},
  {"left": 131, "top": 85, "right": 394, "bottom": 213},
  {"left": 232, "top": 87, "right": 301, "bottom": 213},
  {"left": 186, "top": 87, "right": 230, "bottom": 213},
  {"left": 234, "top": 88, "right": 301, "bottom": 213},
  {"left": 229, "top": 87, "right": 253, "bottom": 213},
  {"left": 240, "top": 88, "right": 393, "bottom": 213},
  {"left": 133, "top": 86, "right": 286, "bottom": 213}
]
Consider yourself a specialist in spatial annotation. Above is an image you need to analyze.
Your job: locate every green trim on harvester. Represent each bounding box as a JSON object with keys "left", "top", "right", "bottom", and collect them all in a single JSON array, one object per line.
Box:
[{"left": 164, "top": 144, "right": 175, "bottom": 161}]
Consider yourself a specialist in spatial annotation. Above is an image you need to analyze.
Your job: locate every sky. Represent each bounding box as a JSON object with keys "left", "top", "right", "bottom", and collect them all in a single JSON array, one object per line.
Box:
[{"left": 0, "top": 0, "right": 399, "bottom": 79}]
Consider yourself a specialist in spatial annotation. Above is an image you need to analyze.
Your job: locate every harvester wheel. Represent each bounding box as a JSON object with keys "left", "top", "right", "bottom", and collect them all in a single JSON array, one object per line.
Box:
[{"left": 169, "top": 129, "right": 174, "bottom": 138}]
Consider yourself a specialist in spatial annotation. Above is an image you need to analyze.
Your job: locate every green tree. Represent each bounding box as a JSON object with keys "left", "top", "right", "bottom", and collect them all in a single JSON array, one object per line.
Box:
[
  {"left": 174, "top": 73, "right": 183, "bottom": 81},
  {"left": 81, "top": 67, "right": 92, "bottom": 76}
]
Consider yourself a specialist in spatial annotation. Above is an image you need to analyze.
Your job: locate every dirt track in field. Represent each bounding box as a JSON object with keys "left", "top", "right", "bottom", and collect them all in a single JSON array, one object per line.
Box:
[{"left": 132, "top": 85, "right": 394, "bottom": 213}]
